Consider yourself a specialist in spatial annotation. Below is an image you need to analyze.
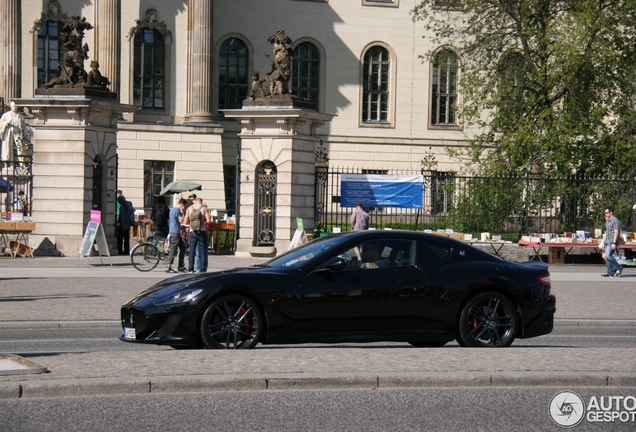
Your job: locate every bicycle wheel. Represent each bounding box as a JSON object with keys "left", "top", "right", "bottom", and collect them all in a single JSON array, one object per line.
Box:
[{"left": 131, "top": 242, "right": 161, "bottom": 271}]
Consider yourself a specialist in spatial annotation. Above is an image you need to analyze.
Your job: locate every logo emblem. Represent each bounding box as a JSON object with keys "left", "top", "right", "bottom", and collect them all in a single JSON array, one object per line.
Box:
[{"left": 549, "top": 391, "right": 585, "bottom": 428}]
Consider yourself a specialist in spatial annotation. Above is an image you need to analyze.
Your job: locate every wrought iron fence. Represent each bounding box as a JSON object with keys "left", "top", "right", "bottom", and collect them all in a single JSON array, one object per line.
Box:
[{"left": 314, "top": 165, "right": 635, "bottom": 241}]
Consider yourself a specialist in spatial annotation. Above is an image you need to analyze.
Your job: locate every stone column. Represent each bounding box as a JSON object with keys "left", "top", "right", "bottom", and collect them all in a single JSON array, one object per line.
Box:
[
  {"left": 224, "top": 104, "right": 334, "bottom": 257},
  {"left": 0, "top": 0, "right": 21, "bottom": 101},
  {"left": 184, "top": 0, "right": 215, "bottom": 123},
  {"left": 96, "top": 0, "right": 120, "bottom": 98}
]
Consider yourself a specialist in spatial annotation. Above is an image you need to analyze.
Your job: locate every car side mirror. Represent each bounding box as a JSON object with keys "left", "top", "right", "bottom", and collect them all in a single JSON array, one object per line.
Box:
[{"left": 324, "top": 257, "right": 346, "bottom": 271}]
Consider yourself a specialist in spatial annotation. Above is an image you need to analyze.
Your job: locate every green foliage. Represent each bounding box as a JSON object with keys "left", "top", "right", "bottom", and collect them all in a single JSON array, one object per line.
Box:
[{"left": 412, "top": 0, "right": 636, "bottom": 178}]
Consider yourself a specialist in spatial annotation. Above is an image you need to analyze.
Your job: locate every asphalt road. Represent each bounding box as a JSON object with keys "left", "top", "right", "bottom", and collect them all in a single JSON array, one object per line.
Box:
[
  {"left": 3, "top": 387, "right": 636, "bottom": 432},
  {"left": 2, "top": 325, "right": 636, "bottom": 356}
]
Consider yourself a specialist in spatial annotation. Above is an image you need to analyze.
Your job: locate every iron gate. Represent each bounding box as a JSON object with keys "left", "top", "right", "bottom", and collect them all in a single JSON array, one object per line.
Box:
[{"left": 254, "top": 161, "right": 277, "bottom": 246}]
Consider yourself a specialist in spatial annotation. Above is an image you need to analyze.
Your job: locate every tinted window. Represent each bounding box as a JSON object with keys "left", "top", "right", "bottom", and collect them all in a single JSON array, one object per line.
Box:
[
  {"left": 416, "top": 240, "right": 452, "bottom": 266},
  {"left": 338, "top": 240, "right": 415, "bottom": 270}
]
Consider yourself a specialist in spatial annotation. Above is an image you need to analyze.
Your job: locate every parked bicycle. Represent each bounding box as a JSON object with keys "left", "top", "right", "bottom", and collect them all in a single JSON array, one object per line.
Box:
[{"left": 131, "top": 234, "right": 172, "bottom": 272}]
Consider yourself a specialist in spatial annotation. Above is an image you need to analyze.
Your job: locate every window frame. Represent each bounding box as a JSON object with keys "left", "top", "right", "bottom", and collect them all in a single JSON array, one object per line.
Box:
[
  {"left": 132, "top": 28, "right": 167, "bottom": 110},
  {"left": 432, "top": 171, "right": 455, "bottom": 215},
  {"left": 291, "top": 39, "right": 324, "bottom": 111},
  {"left": 362, "top": 0, "right": 399, "bottom": 7},
  {"left": 36, "top": 20, "right": 66, "bottom": 88},
  {"left": 429, "top": 49, "right": 460, "bottom": 129},
  {"left": 143, "top": 160, "right": 175, "bottom": 209},
  {"left": 359, "top": 43, "right": 396, "bottom": 128},
  {"left": 217, "top": 37, "right": 250, "bottom": 115}
]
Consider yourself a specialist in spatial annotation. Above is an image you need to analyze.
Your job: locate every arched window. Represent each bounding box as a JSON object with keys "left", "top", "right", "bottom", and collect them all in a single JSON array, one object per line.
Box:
[
  {"left": 133, "top": 29, "right": 165, "bottom": 109},
  {"left": 495, "top": 51, "right": 526, "bottom": 125},
  {"left": 431, "top": 50, "right": 458, "bottom": 125},
  {"left": 219, "top": 38, "right": 249, "bottom": 111},
  {"left": 37, "top": 21, "right": 66, "bottom": 87},
  {"left": 292, "top": 42, "right": 320, "bottom": 107},
  {"left": 362, "top": 46, "right": 391, "bottom": 123}
]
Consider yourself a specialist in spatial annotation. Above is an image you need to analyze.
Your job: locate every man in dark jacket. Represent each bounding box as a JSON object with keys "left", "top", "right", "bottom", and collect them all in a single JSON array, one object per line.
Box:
[{"left": 117, "top": 195, "right": 135, "bottom": 255}]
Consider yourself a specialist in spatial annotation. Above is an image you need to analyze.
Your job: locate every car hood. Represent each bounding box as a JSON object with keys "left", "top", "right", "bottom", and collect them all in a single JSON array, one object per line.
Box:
[{"left": 130, "top": 266, "right": 275, "bottom": 301}]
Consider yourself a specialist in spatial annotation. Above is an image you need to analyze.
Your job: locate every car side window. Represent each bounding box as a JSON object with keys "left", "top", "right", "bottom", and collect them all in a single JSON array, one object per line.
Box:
[
  {"left": 416, "top": 240, "right": 451, "bottom": 266},
  {"left": 338, "top": 240, "right": 415, "bottom": 270}
]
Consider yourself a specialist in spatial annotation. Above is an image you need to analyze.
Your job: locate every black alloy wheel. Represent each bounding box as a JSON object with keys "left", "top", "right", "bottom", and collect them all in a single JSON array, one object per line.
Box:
[
  {"left": 130, "top": 243, "right": 161, "bottom": 271},
  {"left": 200, "top": 295, "right": 263, "bottom": 349},
  {"left": 457, "top": 291, "right": 518, "bottom": 347}
]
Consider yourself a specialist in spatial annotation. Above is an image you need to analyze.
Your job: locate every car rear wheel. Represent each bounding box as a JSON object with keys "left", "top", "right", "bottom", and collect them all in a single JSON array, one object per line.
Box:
[
  {"left": 200, "top": 295, "right": 262, "bottom": 349},
  {"left": 457, "top": 291, "right": 518, "bottom": 348}
]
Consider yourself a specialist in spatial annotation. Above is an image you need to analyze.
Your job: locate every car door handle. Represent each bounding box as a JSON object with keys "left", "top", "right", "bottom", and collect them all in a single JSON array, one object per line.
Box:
[{"left": 399, "top": 278, "right": 419, "bottom": 284}]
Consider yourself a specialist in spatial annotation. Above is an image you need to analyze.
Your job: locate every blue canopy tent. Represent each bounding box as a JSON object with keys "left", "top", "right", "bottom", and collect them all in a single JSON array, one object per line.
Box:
[{"left": 0, "top": 177, "right": 13, "bottom": 193}]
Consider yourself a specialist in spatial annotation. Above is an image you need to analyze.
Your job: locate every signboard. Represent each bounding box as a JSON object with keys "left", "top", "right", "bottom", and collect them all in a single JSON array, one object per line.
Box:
[
  {"left": 288, "top": 218, "right": 309, "bottom": 250},
  {"left": 90, "top": 210, "right": 101, "bottom": 223},
  {"left": 78, "top": 219, "right": 111, "bottom": 266},
  {"left": 341, "top": 174, "right": 423, "bottom": 208}
]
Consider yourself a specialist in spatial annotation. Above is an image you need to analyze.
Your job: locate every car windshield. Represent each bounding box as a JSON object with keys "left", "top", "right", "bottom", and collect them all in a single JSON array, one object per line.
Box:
[{"left": 262, "top": 236, "right": 343, "bottom": 268}]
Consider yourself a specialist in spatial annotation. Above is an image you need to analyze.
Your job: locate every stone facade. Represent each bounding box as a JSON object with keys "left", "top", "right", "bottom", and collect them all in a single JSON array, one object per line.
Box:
[{"left": 3, "top": 0, "right": 474, "bottom": 254}]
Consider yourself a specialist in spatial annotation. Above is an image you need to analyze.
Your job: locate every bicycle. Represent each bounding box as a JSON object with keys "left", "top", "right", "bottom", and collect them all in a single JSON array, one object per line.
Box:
[{"left": 131, "top": 234, "right": 171, "bottom": 272}]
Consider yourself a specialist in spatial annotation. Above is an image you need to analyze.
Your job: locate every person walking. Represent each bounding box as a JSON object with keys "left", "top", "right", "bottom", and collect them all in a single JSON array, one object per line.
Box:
[
  {"left": 183, "top": 197, "right": 210, "bottom": 273},
  {"left": 150, "top": 195, "right": 170, "bottom": 239},
  {"left": 351, "top": 203, "right": 370, "bottom": 231},
  {"left": 166, "top": 198, "right": 187, "bottom": 273},
  {"left": 116, "top": 194, "right": 135, "bottom": 255},
  {"left": 601, "top": 206, "right": 624, "bottom": 277}
]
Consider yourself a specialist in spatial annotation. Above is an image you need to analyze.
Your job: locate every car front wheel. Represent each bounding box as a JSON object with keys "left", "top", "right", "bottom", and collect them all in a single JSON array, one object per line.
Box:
[
  {"left": 457, "top": 291, "right": 518, "bottom": 348},
  {"left": 200, "top": 295, "right": 262, "bottom": 349}
]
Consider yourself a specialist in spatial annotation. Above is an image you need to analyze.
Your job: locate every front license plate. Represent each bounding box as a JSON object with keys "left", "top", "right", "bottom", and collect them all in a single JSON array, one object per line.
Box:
[{"left": 124, "top": 327, "right": 136, "bottom": 340}]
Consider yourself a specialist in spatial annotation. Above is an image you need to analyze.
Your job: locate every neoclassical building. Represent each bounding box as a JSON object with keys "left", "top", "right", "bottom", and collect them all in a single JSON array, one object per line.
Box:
[{"left": 0, "top": 0, "right": 468, "bottom": 255}]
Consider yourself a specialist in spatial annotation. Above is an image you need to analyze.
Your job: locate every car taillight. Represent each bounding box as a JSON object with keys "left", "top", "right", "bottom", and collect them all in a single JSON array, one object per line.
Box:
[{"left": 536, "top": 273, "right": 551, "bottom": 293}]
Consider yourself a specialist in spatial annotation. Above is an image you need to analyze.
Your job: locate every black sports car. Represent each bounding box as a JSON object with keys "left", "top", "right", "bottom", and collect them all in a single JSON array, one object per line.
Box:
[{"left": 120, "top": 231, "right": 555, "bottom": 349}]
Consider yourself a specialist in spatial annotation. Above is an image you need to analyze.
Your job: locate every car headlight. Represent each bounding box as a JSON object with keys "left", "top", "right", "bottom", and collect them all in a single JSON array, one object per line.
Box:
[{"left": 153, "top": 288, "right": 203, "bottom": 306}]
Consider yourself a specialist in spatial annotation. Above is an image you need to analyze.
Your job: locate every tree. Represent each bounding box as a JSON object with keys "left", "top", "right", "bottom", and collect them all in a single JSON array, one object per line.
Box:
[{"left": 412, "top": 0, "right": 636, "bottom": 178}]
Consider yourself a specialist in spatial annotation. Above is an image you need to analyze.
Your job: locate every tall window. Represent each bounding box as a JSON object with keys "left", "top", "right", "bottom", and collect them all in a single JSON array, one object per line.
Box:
[
  {"left": 432, "top": 172, "right": 455, "bottom": 214},
  {"left": 219, "top": 38, "right": 249, "bottom": 111},
  {"left": 37, "top": 21, "right": 65, "bottom": 87},
  {"left": 495, "top": 51, "right": 527, "bottom": 129},
  {"left": 133, "top": 29, "right": 165, "bottom": 109},
  {"left": 144, "top": 161, "right": 174, "bottom": 208},
  {"left": 362, "top": 46, "right": 390, "bottom": 123},
  {"left": 292, "top": 42, "right": 320, "bottom": 107},
  {"left": 431, "top": 50, "right": 458, "bottom": 125}
]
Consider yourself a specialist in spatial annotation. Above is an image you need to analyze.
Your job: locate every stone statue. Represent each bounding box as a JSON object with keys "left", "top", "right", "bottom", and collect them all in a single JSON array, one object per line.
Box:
[
  {"left": 264, "top": 30, "right": 293, "bottom": 96},
  {"left": 38, "top": 15, "right": 111, "bottom": 91},
  {"left": 0, "top": 101, "right": 33, "bottom": 164},
  {"left": 249, "top": 71, "right": 268, "bottom": 99},
  {"left": 87, "top": 61, "right": 110, "bottom": 88},
  {"left": 243, "top": 30, "right": 315, "bottom": 110}
]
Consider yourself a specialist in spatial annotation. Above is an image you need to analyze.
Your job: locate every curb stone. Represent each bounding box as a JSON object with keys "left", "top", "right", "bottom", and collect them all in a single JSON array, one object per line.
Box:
[{"left": 2, "top": 373, "right": 636, "bottom": 399}]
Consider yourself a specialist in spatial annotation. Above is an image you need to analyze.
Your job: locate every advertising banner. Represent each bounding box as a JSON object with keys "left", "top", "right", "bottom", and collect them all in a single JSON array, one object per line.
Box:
[{"left": 341, "top": 174, "right": 423, "bottom": 208}]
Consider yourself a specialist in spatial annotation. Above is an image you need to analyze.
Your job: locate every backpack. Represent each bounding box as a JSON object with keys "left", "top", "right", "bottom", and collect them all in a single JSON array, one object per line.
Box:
[
  {"left": 190, "top": 206, "right": 203, "bottom": 231},
  {"left": 153, "top": 203, "right": 169, "bottom": 227}
]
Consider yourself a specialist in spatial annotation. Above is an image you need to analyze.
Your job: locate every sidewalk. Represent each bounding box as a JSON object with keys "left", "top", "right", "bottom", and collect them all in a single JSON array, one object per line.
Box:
[{"left": 1, "top": 255, "right": 635, "bottom": 399}]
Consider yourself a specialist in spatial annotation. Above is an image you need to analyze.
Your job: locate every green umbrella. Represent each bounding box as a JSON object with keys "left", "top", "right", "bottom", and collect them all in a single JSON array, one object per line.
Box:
[{"left": 159, "top": 180, "right": 202, "bottom": 196}]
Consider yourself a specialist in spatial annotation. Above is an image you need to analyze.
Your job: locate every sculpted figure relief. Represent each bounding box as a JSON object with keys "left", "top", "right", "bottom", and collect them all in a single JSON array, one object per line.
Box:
[
  {"left": 249, "top": 30, "right": 294, "bottom": 100},
  {"left": 38, "top": 14, "right": 110, "bottom": 91},
  {"left": 265, "top": 30, "right": 293, "bottom": 96}
]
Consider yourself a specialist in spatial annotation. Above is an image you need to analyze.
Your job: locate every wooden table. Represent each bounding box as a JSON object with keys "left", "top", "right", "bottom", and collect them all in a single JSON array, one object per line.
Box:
[
  {"left": 206, "top": 222, "right": 235, "bottom": 255},
  {"left": 0, "top": 221, "right": 36, "bottom": 257},
  {"left": 518, "top": 240, "right": 602, "bottom": 264},
  {"left": 466, "top": 240, "right": 508, "bottom": 258}
]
